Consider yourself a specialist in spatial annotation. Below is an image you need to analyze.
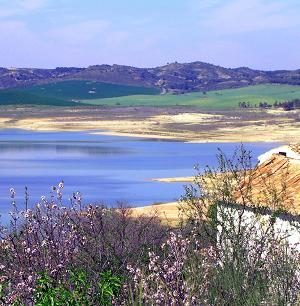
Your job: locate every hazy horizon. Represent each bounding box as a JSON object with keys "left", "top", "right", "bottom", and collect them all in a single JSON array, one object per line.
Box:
[
  {"left": 0, "top": 0, "right": 299, "bottom": 70},
  {"left": 2, "top": 60, "right": 300, "bottom": 72}
]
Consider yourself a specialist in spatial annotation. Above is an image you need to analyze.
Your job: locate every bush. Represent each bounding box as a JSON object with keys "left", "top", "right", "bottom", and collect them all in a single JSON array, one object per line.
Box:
[
  {"left": 33, "top": 269, "right": 121, "bottom": 305},
  {"left": 0, "top": 186, "right": 167, "bottom": 304},
  {"left": 0, "top": 146, "right": 299, "bottom": 305}
]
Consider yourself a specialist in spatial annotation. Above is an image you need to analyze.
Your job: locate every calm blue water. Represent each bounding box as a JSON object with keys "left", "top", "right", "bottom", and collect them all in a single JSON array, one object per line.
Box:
[{"left": 0, "top": 129, "right": 280, "bottom": 221}]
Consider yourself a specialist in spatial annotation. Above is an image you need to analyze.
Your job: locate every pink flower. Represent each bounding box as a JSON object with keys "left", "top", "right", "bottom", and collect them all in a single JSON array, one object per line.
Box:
[
  {"left": 9, "top": 187, "right": 16, "bottom": 198},
  {"left": 58, "top": 181, "right": 64, "bottom": 189}
]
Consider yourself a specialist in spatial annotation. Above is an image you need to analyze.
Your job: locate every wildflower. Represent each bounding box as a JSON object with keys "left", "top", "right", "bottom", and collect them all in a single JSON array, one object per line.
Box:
[
  {"left": 9, "top": 187, "right": 16, "bottom": 198},
  {"left": 16, "top": 282, "right": 25, "bottom": 289},
  {"left": 25, "top": 248, "right": 31, "bottom": 254},
  {"left": 57, "top": 189, "right": 62, "bottom": 200},
  {"left": 75, "top": 191, "right": 82, "bottom": 201},
  {"left": 58, "top": 180, "right": 64, "bottom": 189}
]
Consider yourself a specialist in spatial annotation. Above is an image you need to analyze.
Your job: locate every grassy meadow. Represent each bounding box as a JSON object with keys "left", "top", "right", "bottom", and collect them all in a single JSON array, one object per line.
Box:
[{"left": 82, "top": 84, "right": 300, "bottom": 109}]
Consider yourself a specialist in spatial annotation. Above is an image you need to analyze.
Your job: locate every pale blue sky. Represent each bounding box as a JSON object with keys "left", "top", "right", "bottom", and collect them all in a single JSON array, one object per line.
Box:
[{"left": 0, "top": 0, "right": 299, "bottom": 69}]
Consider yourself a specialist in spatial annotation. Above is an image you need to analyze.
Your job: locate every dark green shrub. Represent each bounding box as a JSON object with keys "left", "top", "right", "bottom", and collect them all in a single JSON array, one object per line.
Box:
[
  {"left": 33, "top": 269, "right": 122, "bottom": 305},
  {"left": 97, "top": 270, "right": 122, "bottom": 305}
]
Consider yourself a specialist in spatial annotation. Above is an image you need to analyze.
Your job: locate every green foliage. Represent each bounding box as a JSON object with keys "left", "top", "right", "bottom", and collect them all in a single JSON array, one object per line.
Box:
[
  {"left": 33, "top": 269, "right": 122, "bottom": 306},
  {"left": 69, "top": 269, "right": 91, "bottom": 305},
  {"left": 209, "top": 259, "right": 269, "bottom": 306},
  {"left": 207, "top": 201, "right": 218, "bottom": 230},
  {"left": 0, "top": 280, "right": 8, "bottom": 304},
  {"left": 34, "top": 272, "right": 72, "bottom": 306},
  {"left": 97, "top": 270, "right": 122, "bottom": 305}
]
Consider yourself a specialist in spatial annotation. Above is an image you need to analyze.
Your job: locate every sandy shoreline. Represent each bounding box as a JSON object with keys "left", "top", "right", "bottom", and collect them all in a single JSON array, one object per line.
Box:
[
  {"left": 151, "top": 177, "right": 194, "bottom": 183},
  {"left": 133, "top": 178, "right": 193, "bottom": 225},
  {"left": 130, "top": 201, "right": 185, "bottom": 226},
  {"left": 0, "top": 106, "right": 299, "bottom": 143}
]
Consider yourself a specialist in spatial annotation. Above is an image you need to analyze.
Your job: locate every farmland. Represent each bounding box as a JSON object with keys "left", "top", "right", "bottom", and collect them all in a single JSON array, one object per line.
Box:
[{"left": 82, "top": 84, "right": 300, "bottom": 109}]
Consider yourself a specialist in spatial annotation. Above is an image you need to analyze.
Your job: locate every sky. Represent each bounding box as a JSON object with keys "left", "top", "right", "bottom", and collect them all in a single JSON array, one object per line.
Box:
[{"left": 0, "top": 0, "right": 299, "bottom": 70}]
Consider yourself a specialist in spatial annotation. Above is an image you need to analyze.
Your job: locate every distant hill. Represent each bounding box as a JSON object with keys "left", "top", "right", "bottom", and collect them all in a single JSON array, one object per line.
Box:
[{"left": 1, "top": 62, "right": 300, "bottom": 93}]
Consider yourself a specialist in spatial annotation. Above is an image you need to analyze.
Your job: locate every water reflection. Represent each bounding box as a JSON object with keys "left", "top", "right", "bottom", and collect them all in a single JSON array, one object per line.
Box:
[{"left": 0, "top": 142, "right": 131, "bottom": 156}]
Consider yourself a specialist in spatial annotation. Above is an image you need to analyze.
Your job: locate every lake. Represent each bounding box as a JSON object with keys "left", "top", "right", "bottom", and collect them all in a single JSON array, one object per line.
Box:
[{"left": 0, "top": 129, "right": 280, "bottom": 221}]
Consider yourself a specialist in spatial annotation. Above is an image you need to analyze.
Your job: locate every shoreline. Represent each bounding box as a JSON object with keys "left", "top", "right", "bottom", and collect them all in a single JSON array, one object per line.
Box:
[
  {"left": 0, "top": 123, "right": 287, "bottom": 144},
  {"left": 151, "top": 177, "right": 194, "bottom": 183},
  {"left": 0, "top": 116, "right": 298, "bottom": 143},
  {"left": 0, "top": 106, "right": 298, "bottom": 143}
]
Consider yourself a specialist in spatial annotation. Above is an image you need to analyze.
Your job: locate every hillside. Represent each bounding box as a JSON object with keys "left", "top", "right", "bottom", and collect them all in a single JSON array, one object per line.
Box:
[
  {"left": 81, "top": 84, "right": 300, "bottom": 109},
  {"left": 23, "top": 80, "right": 160, "bottom": 100},
  {"left": 0, "top": 80, "right": 159, "bottom": 106},
  {"left": 1, "top": 61, "right": 300, "bottom": 93},
  {"left": 0, "top": 90, "right": 82, "bottom": 106}
]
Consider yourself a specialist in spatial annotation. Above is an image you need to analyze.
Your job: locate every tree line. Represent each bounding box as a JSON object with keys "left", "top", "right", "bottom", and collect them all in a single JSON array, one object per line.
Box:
[{"left": 239, "top": 98, "right": 300, "bottom": 111}]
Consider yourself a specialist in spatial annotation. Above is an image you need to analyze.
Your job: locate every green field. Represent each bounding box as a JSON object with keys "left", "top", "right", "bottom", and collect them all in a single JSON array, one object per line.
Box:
[
  {"left": 81, "top": 84, "right": 300, "bottom": 109},
  {"left": 22, "top": 80, "right": 160, "bottom": 100},
  {"left": 1, "top": 83, "right": 300, "bottom": 109},
  {"left": 0, "top": 90, "right": 81, "bottom": 106}
]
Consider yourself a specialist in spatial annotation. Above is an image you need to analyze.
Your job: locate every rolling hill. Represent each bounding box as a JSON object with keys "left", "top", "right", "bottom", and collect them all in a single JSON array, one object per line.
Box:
[
  {"left": 0, "top": 80, "right": 160, "bottom": 106},
  {"left": 1, "top": 61, "right": 300, "bottom": 94},
  {"left": 0, "top": 90, "right": 82, "bottom": 106},
  {"left": 22, "top": 80, "right": 160, "bottom": 100}
]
